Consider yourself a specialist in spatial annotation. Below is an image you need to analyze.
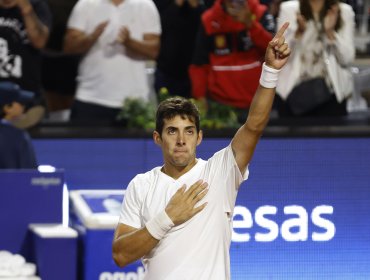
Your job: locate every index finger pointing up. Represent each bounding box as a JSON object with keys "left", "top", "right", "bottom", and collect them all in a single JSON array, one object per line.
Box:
[{"left": 274, "top": 22, "right": 289, "bottom": 39}]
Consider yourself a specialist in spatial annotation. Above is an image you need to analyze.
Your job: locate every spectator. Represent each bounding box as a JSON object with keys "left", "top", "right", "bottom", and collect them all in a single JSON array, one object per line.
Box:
[
  {"left": 0, "top": 0, "right": 52, "bottom": 127},
  {"left": 154, "top": 0, "right": 205, "bottom": 98},
  {"left": 0, "top": 81, "right": 37, "bottom": 169},
  {"left": 41, "top": 0, "right": 79, "bottom": 121},
  {"left": 64, "top": 0, "right": 161, "bottom": 123},
  {"left": 189, "top": 0, "right": 275, "bottom": 121},
  {"left": 275, "top": 0, "right": 355, "bottom": 117}
]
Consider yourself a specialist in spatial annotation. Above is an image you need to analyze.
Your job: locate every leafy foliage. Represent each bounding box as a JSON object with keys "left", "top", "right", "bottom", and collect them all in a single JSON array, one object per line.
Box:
[
  {"left": 117, "top": 88, "right": 240, "bottom": 130},
  {"left": 116, "top": 97, "right": 156, "bottom": 129}
]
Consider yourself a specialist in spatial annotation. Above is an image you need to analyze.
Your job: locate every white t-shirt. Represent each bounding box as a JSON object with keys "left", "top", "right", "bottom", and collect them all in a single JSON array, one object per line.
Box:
[
  {"left": 67, "top": 0, "right": 161, "bottom": 108},
  {"left": 119, "top": 145, "right": 249, "bottom": 280}
]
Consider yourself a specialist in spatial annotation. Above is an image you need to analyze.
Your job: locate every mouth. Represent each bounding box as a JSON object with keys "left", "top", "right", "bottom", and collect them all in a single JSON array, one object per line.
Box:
[{"left": 174, "top": 150, "right": 187, "bottom": 154}]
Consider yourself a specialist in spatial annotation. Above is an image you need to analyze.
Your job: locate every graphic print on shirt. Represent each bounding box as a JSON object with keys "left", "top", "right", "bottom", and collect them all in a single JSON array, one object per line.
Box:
[
  {"left": 0, "top": 15, "right": 27, "bottom": 79},
  {"left": 0, "top": 37, "right": 21, "bottom": 78}
]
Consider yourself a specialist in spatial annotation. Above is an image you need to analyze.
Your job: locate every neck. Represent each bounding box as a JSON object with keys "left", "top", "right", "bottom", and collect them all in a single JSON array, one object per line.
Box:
[
  {"left": 309, "top": 0, "right": 324, "bottom": 14},
  {"left": 162, "top": 159, "right": 198, "bottom": 179},
  {"left": 111, "top": 0, "right": 124, "bottom": 5}
]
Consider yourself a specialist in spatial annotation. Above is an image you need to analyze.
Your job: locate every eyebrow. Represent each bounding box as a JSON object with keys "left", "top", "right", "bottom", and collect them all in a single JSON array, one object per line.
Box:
[{"left": 166, "top": 125, "right": 196, "bottom": 131}]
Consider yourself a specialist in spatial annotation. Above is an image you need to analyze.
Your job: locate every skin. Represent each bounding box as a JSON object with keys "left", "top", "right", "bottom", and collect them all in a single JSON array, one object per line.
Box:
[
  {"left": 154, "top": 116, "right": 203, "bottom": 179},
  {"left": 295, "top": 0, "right": 339, "bottom": 41},
  {"left": 0, "top": 0, "right": 50, "bottom": 49},
  {"left": 63, "top": 0, "right": 160, "bottom": 59},
  {"left": 175, "top": 0, "right": 200, "bottom": 9},
  {"left": 224, "top": 0, "right": 255, "bottom": 29},
  {"left": 112, "top": 23, "right": 291, "bottom": 268},
  {"left": 2, "top": 101, "right": 25, "bottom": 121}
]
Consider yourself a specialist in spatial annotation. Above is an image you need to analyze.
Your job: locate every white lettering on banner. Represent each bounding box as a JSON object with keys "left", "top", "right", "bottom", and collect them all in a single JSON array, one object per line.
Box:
[
  {"left": 311, "top": 205, "right": 336, "bottom": 241},
  {"left": 232, "top": 205, "right": 335, "bottom": 242},
  {"left": 255, "top": 206, "right": 279, "bottom": 242},
  {"left": 281, "top": 206, "right": 309, "bottom": 241},
  {"left": 99, "top": 267, "right": 145, "bottom": 280},
  {"left": 232, "top": 206, "right": 253, "bottom": 242},
  {"left": 31, "top": 177, "right": 62, "bottom": 187}
]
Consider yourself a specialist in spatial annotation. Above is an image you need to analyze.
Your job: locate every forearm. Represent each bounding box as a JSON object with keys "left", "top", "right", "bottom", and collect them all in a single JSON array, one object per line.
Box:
[
  {"left": 113, "top": 227, "right": 159, "bottom": 267},
  {"left": 21, "top": 5, "right": 49, "bottom": 49},
  {"left": 124, "top": 37, "right": 160, "bottom": 60},
  {"left": 63, "top": 31, "right": 97, "bottom": 55},
  {"left": 245, "top": 84, "right": 275, "bottom": 133}
]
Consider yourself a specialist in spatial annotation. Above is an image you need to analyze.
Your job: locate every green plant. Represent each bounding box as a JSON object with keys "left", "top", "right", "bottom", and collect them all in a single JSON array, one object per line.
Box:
[
  {"left": 116, "top": 97, "right": 156, "bottom": 129},
  {"left": 117, "top": 88, "right": 240, "bottom": 130}
]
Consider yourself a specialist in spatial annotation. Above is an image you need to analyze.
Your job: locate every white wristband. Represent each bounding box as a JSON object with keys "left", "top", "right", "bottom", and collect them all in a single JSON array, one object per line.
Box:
[
  {"left": 259, "top": 62, "right": 281, "bottom": 88},
  {"left": 146, "top": 210, "right": 174, "bottom": 240}
]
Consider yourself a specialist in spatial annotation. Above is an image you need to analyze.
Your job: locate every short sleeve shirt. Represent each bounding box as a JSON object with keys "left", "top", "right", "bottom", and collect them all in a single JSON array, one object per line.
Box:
[
  {"left": 119, "top": 144, "right": 249, "bottom": 280},
  {"left": 67, "top": 0, "right": 161, "bottom": 107}
]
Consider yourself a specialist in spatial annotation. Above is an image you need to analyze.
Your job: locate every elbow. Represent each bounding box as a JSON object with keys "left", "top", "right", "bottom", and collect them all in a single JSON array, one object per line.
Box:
[
  {"left": 63, "top": 40, "right": 75, "bottom": 54},
  {"left": 63, "top": 43, "right": 81, "bottom": 55},
  {"left": 113, "top": 253, "right": 126, "bottom": 268},
  {"left": 31, "top": 37, "right": 48, "bottom": 49},
  {"left": 63, "top": 45, "right": 73, "bottom": 54},
  {"left": 112, "top": 249, "right": 130, "bottom": 268},
  {"left": 149, "top": 47, "right": 160, "bottom": 60},
  {"left": 245, "top": 120, "right": 265, "bottom": 137},
  {"left": 63, "top": 36, "right": 81, "bottom": 55},
  {"left": 112, "top": 243, "right": 137, "bottom": 268},
  {"left": 149, "top": 41, "right": 160, "bottom": 60}
]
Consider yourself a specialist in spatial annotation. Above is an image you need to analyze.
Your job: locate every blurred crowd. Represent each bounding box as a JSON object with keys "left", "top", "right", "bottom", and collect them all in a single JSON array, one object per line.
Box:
[{"left": 0, "top": 0, "right": 369, "bottom": 131}]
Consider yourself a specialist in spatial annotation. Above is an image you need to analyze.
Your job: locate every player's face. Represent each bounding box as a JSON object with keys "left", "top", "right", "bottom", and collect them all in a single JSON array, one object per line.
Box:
[
  {"left": 0, "top": 0, "right": 18, "bottom": 8},
  {"left": 154, "top": 115, "right": 202, "bottom": 169}
]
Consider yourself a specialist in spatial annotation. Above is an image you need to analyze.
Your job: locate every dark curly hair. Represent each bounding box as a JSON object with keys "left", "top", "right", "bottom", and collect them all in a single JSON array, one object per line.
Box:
[
  {"left": 155, "top": 97, "right": 200, "bottom": 135},
  {"left": 299, "top": 0, "right": 343, "bottom": 31}
]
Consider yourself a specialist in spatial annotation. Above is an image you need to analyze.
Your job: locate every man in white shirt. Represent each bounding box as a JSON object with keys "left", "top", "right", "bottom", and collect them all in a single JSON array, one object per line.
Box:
[
  {"left": 112, "top": 23, "right": 291, "bottom": 280},
  {"left": 64, "top": 0, "right": 161, "bottom": 122}
]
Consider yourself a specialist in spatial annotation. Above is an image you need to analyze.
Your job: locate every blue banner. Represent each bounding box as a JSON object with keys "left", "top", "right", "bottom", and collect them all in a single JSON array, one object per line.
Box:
[{"left": 34, "top": 138, "right": 370, "bottom": 279}]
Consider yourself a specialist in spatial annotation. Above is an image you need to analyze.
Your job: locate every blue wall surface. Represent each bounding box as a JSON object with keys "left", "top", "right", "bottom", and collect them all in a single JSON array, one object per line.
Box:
[{"left": 33, "top": 138, "right": 370, "bottom": 279}]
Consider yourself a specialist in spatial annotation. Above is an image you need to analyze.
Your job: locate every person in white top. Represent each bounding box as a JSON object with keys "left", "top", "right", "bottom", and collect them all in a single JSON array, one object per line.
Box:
[
  {"left": 112, "top": 23, "right": 291, "bottom": 280},
  {"left": 275, "top": 0, "right": 355, "bottom": 117},
  {"left": 63, "top": 0, "right": 161, "bottom": 122}
]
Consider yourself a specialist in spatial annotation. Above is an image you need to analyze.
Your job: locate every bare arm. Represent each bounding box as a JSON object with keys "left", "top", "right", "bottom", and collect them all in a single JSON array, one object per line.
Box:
[
  {"left": 63, "top": 21, "right": 109, "bottom": 55},
  {"left": 117, "top": 27, "right": 160, "bottom": 60},
  {"left": 112, "top": 180, "right": 208, "bottom": 267},
  {"left": 17, "top": 0, "right": 49, "bottom": 49},
  {"left": 113, "top": 224, "right": 159, "bottom": 267},
  {"left": 231, "top": 23, "right": 291, "bottom": 173}
]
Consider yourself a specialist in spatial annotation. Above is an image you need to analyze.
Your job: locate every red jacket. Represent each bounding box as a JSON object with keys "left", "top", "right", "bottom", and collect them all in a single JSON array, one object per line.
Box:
[{"left": 189, "top": 0, "right": 274, "bottom": 108}]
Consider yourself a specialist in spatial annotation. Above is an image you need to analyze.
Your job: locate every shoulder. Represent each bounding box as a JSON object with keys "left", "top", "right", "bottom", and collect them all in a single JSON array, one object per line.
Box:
[
  {"left": 0, "top": 123, "right": 29, "bottom": 143},
  {"left": 339, "top": 3, "right": 355, "bottom": 17},
  {"left": 129, "top": 0, "right": 157, "bottom": 8},
  {"left": 0, "top": 123, "right": 24, "bottom": 136},
  {"left": 71, "top": 0, "right": 100, "bottom": 10},
  {"left": 128, "top": 167, "right": 161, "bottom": 192},
  {"left": 206, "top": 145, "right": 233, "bottom": 165}
]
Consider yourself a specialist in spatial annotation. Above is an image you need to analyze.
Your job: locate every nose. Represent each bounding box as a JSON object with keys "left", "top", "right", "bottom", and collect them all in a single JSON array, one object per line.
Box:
[{"left": 177, "top": 133, "right": 185, "bottom": 146}]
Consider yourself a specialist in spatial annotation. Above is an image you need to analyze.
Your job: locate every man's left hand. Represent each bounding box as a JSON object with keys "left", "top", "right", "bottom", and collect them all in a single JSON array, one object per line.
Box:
[{"left": 265, "top": 22, "right": 291, "bottom": 70}]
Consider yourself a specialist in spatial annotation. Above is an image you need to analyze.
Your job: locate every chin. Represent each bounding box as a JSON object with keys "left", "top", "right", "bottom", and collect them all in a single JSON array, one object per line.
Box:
[{"left": 173, "top": 158, "right": 190, "bottom": 167}]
